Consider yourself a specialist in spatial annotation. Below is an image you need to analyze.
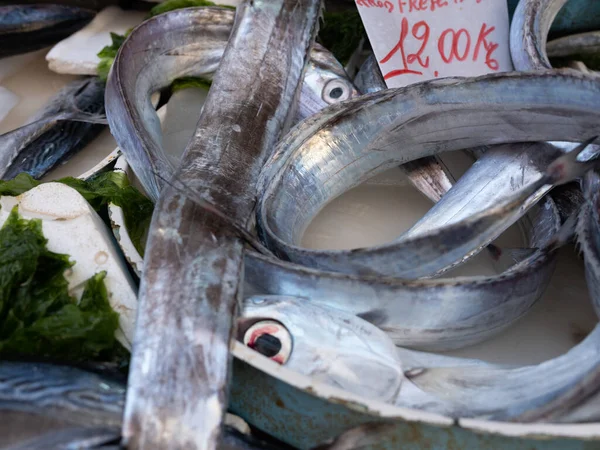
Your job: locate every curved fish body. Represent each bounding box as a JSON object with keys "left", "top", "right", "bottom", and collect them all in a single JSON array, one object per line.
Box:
[
  {"left": 354, "top": 53, "right": 455, "bottom": 204},
  {"left": 404, "top": 141, "right": 564, "bottom": 239},
  {"left": 506, "top": 0, "right": 600, "bottom": 37},
  {"left": 108, "top": 46, "right": 564, "bottom": 350},
  {"left": 0, "top": 77, "right": 106, "bottom": 180},
  {"left": 0, "top": 361, "right": 125, "bottom": 429},
  {"left": 245, "top": 195, "right": 559, "bottom": 351},
  {"left": 400, "top": 322, "right": 600, "bottom": 422},
  {"left": 105, "top": 6, "right": 358, "bottom": 202},
  {"left": 0, "top": 361, "right": 289, "bottom": 450},
  {"left": 237, "top": 290, "right": 600, "bottom": 423},
  {"left": 578, "top": 171, "right": 600, "bottom": 317},
  {"left": 0, "top": 4, "right": 95, "bottom": 58},
  {"left": 256, "top": 72, "right": 600, "bottom": 279},
  {"left": 510, "top": 0, "right": 570, "bottom": 71},
  {"left": 108, "top": 1, "right": 323, "bottom": 449},
  {"left": 509, "top": 0, "right": 595, "bottom": 223},
  {"left": 238, "top": 295, "right": 404, "bottom": 403}
]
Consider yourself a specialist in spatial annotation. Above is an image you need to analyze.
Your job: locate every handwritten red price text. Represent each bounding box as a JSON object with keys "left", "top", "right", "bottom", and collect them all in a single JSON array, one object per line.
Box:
[
  {"left": 379, "top": 17, "right": 499, "bottom": 80},
  {"left": 357, "top": 0, "right": 491, "bottom": 14}
]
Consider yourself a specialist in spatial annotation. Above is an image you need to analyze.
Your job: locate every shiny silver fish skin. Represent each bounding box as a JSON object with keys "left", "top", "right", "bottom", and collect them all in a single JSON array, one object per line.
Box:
[
  {"left": 578, "top": 170, "right": 600, "bottom": 317},
  {"left": 0, "top": 361, "right": 292, "bottom": 450},
  {"left": 354, "top": 53, "right": 455, "bottom": 204},
  {"left": 111, "top": 1, "right": 322, "bottom": 449},
  {"left": 403, "top": 141, "right": 564, "bottom": 239},
  {"left": 0, "top": 77, "right": 106, "bottom": 180},
  {"left": 238, "top": 285, "right": 598, "bottom": 423},
  {"left": 509, "top": 0, "right": 566, "bottom": 71},
  {"left": 402, "top": 322, "right": 600, "bottom": 422},
  {"left": 105, "top": 6, "right": 357, "bottom": 202},
  {"left": 295, "top": 42, "right": 359, "bottom": 123},
  {"left": 256, "top": 72, "right": 600, "bottom": 279},
  {"left": 245, "top": 196, "right": 558, "bottom": 352},
  {"left": 509, "top": 0, "right": 595, "bottom": 220},
  {"left": 108, "top": 50, "right": 563, "bottom": 350},
  {"left": 2, "top": 427, "right": 120, "bottom": 450},
  {"left": 0, "top": 361, "right": 125, "bottom": 430},
  {"left": 238, "top": 295, "right": 404, "bottom": 403},
  {"left": 0, "top": 4, "right": 95, "bottom": 58}
]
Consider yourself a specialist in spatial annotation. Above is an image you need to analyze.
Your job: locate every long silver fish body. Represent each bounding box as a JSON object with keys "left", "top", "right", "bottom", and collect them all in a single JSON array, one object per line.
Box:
[
  {"left": 400, "top": 321, "right": 600, "bottom": 422},
  {"left": 238, "top": 295, "right": 404, "bottom": 404},
  {"left": 509, "top": 0, "right": 567, "bottom": 71},
  {"left": 403, "top": 141, "right": 564, "bottom": 239},
  {"left": 237, "top": 289, "right": 600, "bottom": 423},
  {"left": 237, "top": 295, "right": 507, "bottom": 404},
  {"left": 107, "top": 1, "right": 322, "bottom": 449},
  {"left": 0, "top": 76, "right": 106, "bottom": 180},
  {"left": 108, "top": 40, "right": 564, "bottom": 350},
  {"left": 353, "top": 54, "right": 565, "bottom": 241},
  {"left": 245, "top": 194, "right": 559, "bottom": 351},
  {"left": 105, "top": 6, "right": 357, "bottom": 202},
  {"left": 578, "top": 170, "right": 600, "bottom": 317},
  {"left": 0, "top": 361, "right": 291, "bottom": 450},
  {"left": 354, "top": 53, "right": 455, "bottom": 204},
  {"left": 256, "top": 72, "right": 600, "bottom": 279},
  {"left": 0, "top": 361, "right": 125, "bottom": 430}
]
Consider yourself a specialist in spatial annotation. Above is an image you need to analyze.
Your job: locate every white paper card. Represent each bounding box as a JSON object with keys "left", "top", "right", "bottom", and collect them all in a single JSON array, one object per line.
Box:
[{"left": 355, "top": 0, "right": 513, "bottom": 88}]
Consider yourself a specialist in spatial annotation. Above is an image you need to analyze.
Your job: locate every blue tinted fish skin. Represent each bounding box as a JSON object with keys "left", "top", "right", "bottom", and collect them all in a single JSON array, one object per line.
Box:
[
  {"left": 0, "top": 361, "right": 286, "bottom": 450},
  {"left": 578, "top": 170, "right": 600, "bottom": 317},
  {"left": 0, "top": 4, "right": 95, "bottom": 58},
  {"left": 0, "top": 77, "right": 105, "bottom": 180}
]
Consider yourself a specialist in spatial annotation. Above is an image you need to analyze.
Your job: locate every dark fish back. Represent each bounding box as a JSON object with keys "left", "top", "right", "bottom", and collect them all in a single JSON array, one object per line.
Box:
[
  {"left": 2, "top": 77, "right": 106, "bottom": 180},
  {"left": 0, "top": 5, "right": 95, "bottom": 58}
]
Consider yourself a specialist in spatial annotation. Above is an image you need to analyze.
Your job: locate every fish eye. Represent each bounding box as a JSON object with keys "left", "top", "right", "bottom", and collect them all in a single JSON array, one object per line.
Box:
[
  {"left": 329, "top": 87, "right": 344, "bottom": 99},
  {"left": 243, "top": 320, "right": 292, "bottom": 365},
  {"left": 322, "top": 79, "right": 352, "bottom": 105}
]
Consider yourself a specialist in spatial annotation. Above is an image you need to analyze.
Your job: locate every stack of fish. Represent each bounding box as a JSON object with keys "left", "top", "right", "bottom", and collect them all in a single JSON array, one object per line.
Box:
[{"left": 2, "top": 0, "right": 600, "bottom": 449}]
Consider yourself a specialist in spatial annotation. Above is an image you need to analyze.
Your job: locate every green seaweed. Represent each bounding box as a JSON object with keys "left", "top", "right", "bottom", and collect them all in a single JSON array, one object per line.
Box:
[
  {"left": 0, "top": 208, "right": 122, "bottom": 362},
  {"left": 171, "top": 76, "right": 213, "bottom": 92},
  {"left": 318, "top": 10, "right": 365, "bottom": 66},
  {"left": 0, "top": 172, "right": 154, "bottom": 256},
  {"left": 97, "top": 31, "right": 131, "bottom": 82}
]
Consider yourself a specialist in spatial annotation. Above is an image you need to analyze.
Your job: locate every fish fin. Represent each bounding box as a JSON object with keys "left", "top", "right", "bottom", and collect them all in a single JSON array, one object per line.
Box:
[
  {"left": 59, "top": 110, "right": 109, "bottom": 125},
  {"left": 546, "top": 136, "right": 600, "bottom": 185},
  {"left": 487, "top": 244, "right": 537, "bottom": 272}
]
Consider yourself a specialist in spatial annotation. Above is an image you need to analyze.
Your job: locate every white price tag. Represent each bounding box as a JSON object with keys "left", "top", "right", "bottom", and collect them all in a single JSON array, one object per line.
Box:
[{"left": 355, "top": 0, "right": 513, "bottom": 88}]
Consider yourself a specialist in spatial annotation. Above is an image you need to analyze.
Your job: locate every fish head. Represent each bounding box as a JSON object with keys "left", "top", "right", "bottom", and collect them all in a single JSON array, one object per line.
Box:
[
  {"left": 238, "top": 295, "right": 404, "bottom": 403},
  {"left": 296, "top": 44, "right": 360, "bottom": 122}
]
